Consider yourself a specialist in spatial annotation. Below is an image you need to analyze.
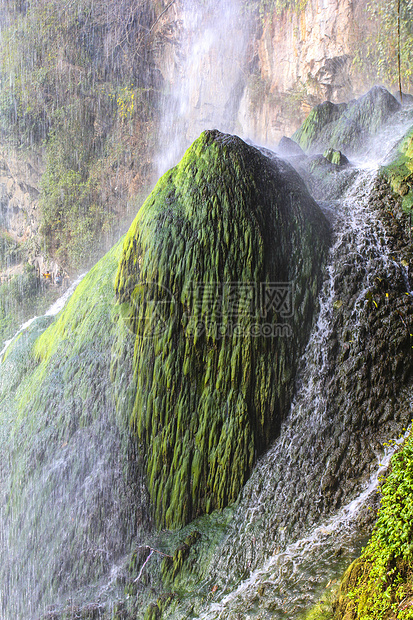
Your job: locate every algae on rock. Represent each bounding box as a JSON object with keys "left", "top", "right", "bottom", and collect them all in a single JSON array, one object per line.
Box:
[{"left": 114, "top": 129, "right": 330, "bottom": 529}]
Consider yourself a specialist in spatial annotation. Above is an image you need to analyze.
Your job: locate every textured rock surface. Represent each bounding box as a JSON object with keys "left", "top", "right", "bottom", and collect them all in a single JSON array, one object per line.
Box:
[
  {"left": 0, "top": 149, "right": 42, "bottom": 246},
  {"left": 114, "top": 129, "right": 330, "bottom": 529},
  {"left": 323, "top": 148, "right": 350, "bottom": 166}
]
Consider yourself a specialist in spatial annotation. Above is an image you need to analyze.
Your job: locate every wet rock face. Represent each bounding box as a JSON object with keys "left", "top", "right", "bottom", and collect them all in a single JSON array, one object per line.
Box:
[
  {"left": 115, "top": 129, "right": 331, "bottom": 529},
  {"left": 293, "top": 86, "right": 401, "bottom": 155},
  {"left": 278, "top": 136, "right": 304, "bottom": 157},
  {"left": 292, "top": 100, "right": 348, "bottom": 153},
  {"left": 0, "top": 152, "right": 41, "bottom": 244}
]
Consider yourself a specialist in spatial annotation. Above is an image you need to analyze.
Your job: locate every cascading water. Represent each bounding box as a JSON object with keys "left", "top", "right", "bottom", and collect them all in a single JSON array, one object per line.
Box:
[
  {"left": 188, "top": 158, "right": 413, "bottom": 618},
  {"left": 157, "top": 0, "right": 252, "bottom": 174}
]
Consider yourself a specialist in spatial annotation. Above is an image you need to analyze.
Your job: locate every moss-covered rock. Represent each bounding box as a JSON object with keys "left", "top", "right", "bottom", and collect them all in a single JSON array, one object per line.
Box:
[
  {"left": 293, "top": 87, "right": 401, "bottom": 155},
  {"left": 323, "top": 148, "right": 350, "bottom": 167},
  {"left": 161, "top": 531, "right": 202, "bottom": 584},
  {"left": 292, "top": 101, "right": 347, "bottom": 152},
  {"left": 143, "top": 604, "right": 161, "bottom": 620},
  {"left": 328, "top": 86, "right": 400, "bottom": 156},
  {"left": 333, "top": 434, "right": 413, "bottom": 619},
  {"left": 113, "top": 129, "right": 330, "bottom": 529},
  {"left": 381, "top": 125, "right": 413, "bottom": 211}
]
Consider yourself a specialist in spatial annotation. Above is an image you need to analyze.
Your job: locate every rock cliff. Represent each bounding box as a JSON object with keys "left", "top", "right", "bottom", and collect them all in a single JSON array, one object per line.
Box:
[{"left": 238, "top": 0, "right": 380, "bottom": 144}]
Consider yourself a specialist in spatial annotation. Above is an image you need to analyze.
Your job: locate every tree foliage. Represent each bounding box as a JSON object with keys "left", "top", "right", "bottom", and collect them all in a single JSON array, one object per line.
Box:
[
  {"left": 0, "top": 0, "right": 163, "bottom": 269},
  {"left": 359, "top": 0, "right": 413, "bottom": 91}
]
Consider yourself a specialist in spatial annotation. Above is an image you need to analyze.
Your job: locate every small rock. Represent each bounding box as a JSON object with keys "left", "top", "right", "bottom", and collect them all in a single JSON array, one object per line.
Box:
[
  {"left": 323, "top": 148, "right": 350, "bottom": 166},
  {"left": 399, "top": 182, "right": 410, "bottom": 196}
]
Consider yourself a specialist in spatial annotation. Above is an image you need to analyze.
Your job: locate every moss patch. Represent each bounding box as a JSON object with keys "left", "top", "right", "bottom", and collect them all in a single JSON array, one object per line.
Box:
[
  {"left": 381, "top": 125, "right": 413, "bottom": 212},
  {"left": 292, "top": 101, "right": 347, "bottom": 153},
  {"left": 293, "top": 87, "right": 401, "bottom": 156},
  {"left": 334, "top": 434, "right": 413, "bottom": 620}
]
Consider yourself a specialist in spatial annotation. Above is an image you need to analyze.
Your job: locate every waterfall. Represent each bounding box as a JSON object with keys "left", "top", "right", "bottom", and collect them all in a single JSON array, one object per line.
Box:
[
  {"left": 192, "top": 162, "right": 412, "bottom": 618},
  {"left": 1, "top": 2, "right": 413, "bottom": 617},
  {"left": 157, "top": 0, "right": 251, "bottom": 174},
  {"left": 174, "top": 124, "right": 413, "bottom": 617}
]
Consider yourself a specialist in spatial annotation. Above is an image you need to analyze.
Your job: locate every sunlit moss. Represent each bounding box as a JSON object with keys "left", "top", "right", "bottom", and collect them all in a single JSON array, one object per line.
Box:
[
  {"left": 381, "top": 125, "right": 413, "bottom": 212},
  {"left": 114, "top": 129, "right": 330, "bottom": 529},
  {"left": 335, "top": 434, "right": 413, "bottom": 620}
]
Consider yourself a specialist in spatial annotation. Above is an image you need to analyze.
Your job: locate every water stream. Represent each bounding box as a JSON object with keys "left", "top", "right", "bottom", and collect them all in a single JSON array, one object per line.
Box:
[
  {"left": 158, "top": 0, "right": 250, "bottom": 174},
  {"left": 1, "top": 2, "right": 413, "bottom": 618}
]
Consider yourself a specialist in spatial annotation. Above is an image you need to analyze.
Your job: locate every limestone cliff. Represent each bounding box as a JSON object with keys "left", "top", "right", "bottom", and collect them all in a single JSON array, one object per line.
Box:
[
  {"left": 0, "top": 0, "right": 404, "bottom": 277},
  {"left": 238, "top": 0, "right": 379, "bottom": 144}
]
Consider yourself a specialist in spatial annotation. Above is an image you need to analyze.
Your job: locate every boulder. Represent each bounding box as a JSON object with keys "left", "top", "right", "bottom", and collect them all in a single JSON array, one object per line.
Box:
[
  {"left": 278, "top": 136, "right": 305, "bottom": 157},
  {"left": 292, "top": 87, "right": 401, "bottom": 156},
  {"left": 115, "top": 129, "right": 331, "bottom": 528},
  {"left": 323, "top": 148, "right": 350, "bottom": 166}
]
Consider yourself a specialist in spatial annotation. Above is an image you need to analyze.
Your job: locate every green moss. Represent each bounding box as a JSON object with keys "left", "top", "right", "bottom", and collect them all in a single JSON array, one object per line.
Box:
[
  {"left": 161, "top": 531, "right": 202, "bottom": 584},
  {"left": 323, "top": 148, "right": 349, "bottom": 167},
  {"left": 336, "top": 434, "right": 413, "bottom": 620},
  {"left": 35, "top": 238, "right": 124, "bottom": 364},
  {"left": 381, "top": 125, "right": 413, "bottom": 212},
  {"left": 292, "top": 101, "right": 347, "bottom": 152},
  {"left": 293, "top": 87, "right": 401, "bottom": 156},
  {"left": 113, "top": 129, "right": 330, "bottom": 529},
  {"left": 144, "top": 604, "right": 161, "bottom": 620}
]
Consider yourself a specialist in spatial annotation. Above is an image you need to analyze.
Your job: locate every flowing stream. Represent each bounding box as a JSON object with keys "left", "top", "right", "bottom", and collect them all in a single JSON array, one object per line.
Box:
[{"left": 158, "top": 0, "right": 250, "bottom": 174}]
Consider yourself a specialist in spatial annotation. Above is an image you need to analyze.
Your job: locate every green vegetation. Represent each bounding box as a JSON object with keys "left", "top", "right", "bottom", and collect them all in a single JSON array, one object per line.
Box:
[
  {"left": 0, "top": 0, "right": 161, "bottom": 269},
  {"left": 0, "top": 230, "right": 21, "bottom": 269},
  {"left": 355, "top": 0, "right": 413, "bottom": 94},
  {"left": 292, "top": 87, "right": 401, "bottom": 155},
  {"left": 381, "top": 126, "right": 413, "bottom": 212},
  {"left": 323, "top": 148, "right": 349, "bottom": 166},
  {"left": 292, "top": 101, "right": 347, "bottom": 152},
  {"left": 335, "top": 434, "right": 413, "bottom": 620},
  {"left": 113, "top": 129, "right": 330, "bottom": 529}
]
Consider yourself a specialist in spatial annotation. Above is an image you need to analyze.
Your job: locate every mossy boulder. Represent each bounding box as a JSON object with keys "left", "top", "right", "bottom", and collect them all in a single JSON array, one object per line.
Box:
[
  {"left": 333, "top": 433, "right": 413, "bottom": 620},
  {"left": 114, "top": 129, "right": 330, "bottom": 529},
  {"left": 328, "top": 86, "right": 400, "bottom": 155},
  {"left": 293, "top": 87, "right": 401, "bottom": 155},
  {"left": 323, "top": 148, "right": 350, "bottom": 167},
  {"left": 381, "top": 125, "right": 413, "bottom": 211},
  {"left": 292, "top": 101, "right": 347, "bottom": 153}
]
